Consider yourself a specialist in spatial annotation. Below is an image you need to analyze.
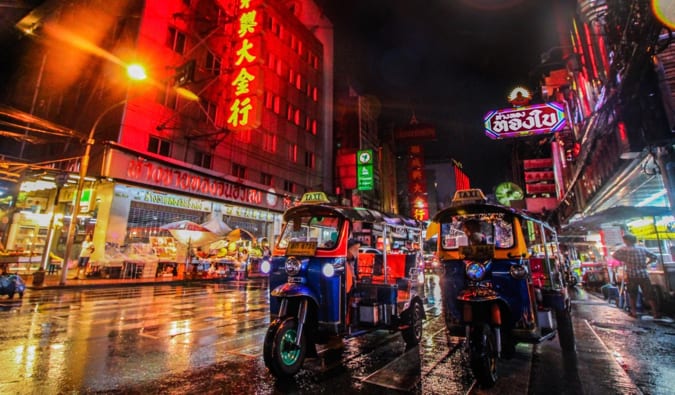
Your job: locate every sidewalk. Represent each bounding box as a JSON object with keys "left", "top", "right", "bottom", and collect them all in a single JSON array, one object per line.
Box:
[{"left": 24, "top": 271, "right": 264, "bottom": 290}]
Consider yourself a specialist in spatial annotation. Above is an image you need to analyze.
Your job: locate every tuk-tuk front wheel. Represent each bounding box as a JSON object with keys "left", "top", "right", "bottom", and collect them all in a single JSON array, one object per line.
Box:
[
  {"left": 263, "top": 317, "right": 306, "bottom": 378},
  {"left": 401, "top": 301, "right": 424, "bottom": 347},
  {"left": 469, "top": 324, "right": 498, "bottom": 388}
]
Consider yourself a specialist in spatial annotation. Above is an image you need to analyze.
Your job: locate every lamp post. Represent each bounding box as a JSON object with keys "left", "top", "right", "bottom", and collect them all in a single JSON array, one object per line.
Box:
[{"left": 59, "top": 99, "right": 128, "bottom": 285}]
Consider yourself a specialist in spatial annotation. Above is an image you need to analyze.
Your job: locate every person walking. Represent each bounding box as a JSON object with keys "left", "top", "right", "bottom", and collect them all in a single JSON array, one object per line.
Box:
[
  {"left": 612, "top": 233, "right": 661, "bottom": 318},
  {"left": 76, "top": 234, "right": 95, "bottom": 280}
]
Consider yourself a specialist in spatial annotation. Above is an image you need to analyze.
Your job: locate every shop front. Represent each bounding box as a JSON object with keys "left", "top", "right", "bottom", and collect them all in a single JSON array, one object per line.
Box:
[
  {"left": 3, "top": 144, "right": 291, "bottom": 281},
  {"left": 90, "top": 144, "right": 289, "bottom": 279}
]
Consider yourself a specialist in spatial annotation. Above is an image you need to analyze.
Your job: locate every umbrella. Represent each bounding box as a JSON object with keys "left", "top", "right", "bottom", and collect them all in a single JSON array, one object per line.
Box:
[
  {"left": 225, "top": 228, "right": 257, "bottom": 242},
  {"left": 161, "top": 220, "right": 221, "bottom": 274},
  {"left": 201, "top": 212, "right": 232, "bottom": 236},
  {"left": 160, "top": 220, "right": 220, "bottom": 247}
]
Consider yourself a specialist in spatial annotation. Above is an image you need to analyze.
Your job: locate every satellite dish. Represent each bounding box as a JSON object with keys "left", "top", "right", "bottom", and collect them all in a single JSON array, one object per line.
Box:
[{"left": 495, "top": 182, "right": 524, "bottom": 206}]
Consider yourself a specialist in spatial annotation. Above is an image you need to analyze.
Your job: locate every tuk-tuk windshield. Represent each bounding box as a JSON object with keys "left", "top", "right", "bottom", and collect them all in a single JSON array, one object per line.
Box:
[
  {"left": 277, "top": 215, "right": 342, "bottom": 250},
  {"left": 440, "top": 213, "right": 515, "bottom": 250}
]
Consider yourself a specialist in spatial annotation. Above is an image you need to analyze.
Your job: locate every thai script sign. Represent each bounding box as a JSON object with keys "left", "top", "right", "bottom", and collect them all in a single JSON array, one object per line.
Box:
[
  {"left": 483, "top": 102, "right": 567, "bottom": 140},
  {"left": 104, "top": 148, "right": 288, "bottom": 211}
]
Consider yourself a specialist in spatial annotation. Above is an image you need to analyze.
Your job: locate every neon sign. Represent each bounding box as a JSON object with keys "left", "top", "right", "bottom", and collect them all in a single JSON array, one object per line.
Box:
[
  {"left": 226, "top": 0, "right": 262, "bottom": 130},
  {"left": 483, "top": 102, "right": 567, "bottom": 140}
]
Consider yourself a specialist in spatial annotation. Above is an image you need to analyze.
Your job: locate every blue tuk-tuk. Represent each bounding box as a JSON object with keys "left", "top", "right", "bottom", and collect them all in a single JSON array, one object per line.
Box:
[
  {"left": 261, "top": 192, "right": 426, "bottom": 378},
  {"left": 431, "top": 188, "right": 574, "bottom": 387}
]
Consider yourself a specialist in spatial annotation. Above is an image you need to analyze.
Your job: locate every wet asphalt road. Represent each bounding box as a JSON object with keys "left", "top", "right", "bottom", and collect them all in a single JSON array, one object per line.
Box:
[{"left": 0, "top": 277, "right": 673, "bottom": 394}]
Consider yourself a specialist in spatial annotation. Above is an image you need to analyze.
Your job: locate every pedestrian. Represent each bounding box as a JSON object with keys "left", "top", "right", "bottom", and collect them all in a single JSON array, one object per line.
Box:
[
  {"left": 76, "top": 234, "right": 95, "bottom": 280},
  {"left": 346, "top": 238, "right": 360, "bottom": 293},
  {"left": 612, "top": 233, "right": 661, "bottom": 318}
]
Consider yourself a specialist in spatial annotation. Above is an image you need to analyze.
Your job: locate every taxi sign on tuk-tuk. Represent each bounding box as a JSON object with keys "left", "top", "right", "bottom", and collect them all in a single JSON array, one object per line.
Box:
[
  {"left": 300, "top": 191, "right": 330, "bottom": 204},
  {"left": 451, "top": 188, "right": 488, "bottom": 206}
]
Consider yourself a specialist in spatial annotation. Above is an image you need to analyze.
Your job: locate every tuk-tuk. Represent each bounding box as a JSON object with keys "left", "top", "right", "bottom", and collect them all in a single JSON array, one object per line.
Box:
[
  {"left": 261, "top": 192, "right": 426, "bottom": 378},
  {"left": 431, "top": 189, "right": 574, "bottom": 387}
]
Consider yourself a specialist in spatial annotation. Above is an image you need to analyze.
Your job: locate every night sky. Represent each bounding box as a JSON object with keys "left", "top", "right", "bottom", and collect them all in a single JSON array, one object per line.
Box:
[{"left": 319, "top": 0, "right": 575, "bottom": 192}]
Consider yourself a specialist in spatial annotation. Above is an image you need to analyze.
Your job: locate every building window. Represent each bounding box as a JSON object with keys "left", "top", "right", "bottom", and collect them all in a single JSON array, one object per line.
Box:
[
  {"left": 289, "top": 144, "right": 297, "bottom": 162},
  {"left": 200, "top": 98, "right": 218, "bottom": 123},
  {"left": 276, "top": 59, "right": 283, "bottom": 76},
  {"left": 273, "top": 96, "right": 281, "bottom": 114},
  {"left": 294, "top": 109, "right": 301, "bottom": 126},
  {"left": 283, "top": 180, "right": 296, "bottom": 193},
  {"left": 265, "top": 91, "right": 273, "bottom": 109},
  {"left": 313, "top": 87, "right": 318, "bottom": 102},
  {"left": 263, "top": 133, "right": 277, "bottom": 153},
  {"left": 205, "top": 52, "right": 221, "bottom": 75},
  {"left": 288, "top": 68, "right": 294, "bottom": 85},
  {"left": 311, "top": 119, "right": 317, "bottom": 135},
  {"left": 287, "top": 104, "right": 293, "bottom": 121},
  {"left": 261, "top": 172, "right": 273, "bottom": 187},
  {"left": 304, "top": 151, "right": 315, "bottom": 168},
  {"left": 166, "top": 27, "right": 186, "bottom": 54},
  {"left": 156, "top": 84, "right": 178, "bottom": 109},
  {"left": 194, "top": 151, "right": 212, "bottom": 169},
  {"left": 234, "top": 129, "right": 252, "bottom": 143},
  {"left": 295, "top": 74, "right": 302, "bottom": 90},
  {"left": 232, "top": 163, "right": 246, "bottom": 178},
  {"left": 148, "top": 136, "right": 171, "bottom": 156}
]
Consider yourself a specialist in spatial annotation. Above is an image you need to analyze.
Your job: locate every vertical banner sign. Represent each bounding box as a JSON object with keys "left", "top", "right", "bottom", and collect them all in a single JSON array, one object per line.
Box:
[
  {"left": 226, "top": 0, "right": 262, "bottom": 131},
  {"left": 357, "top": 149, "right": 374, "bottom": 191},
  {"left": 408, "top": 145, "right": 429, "bottom": 221}
]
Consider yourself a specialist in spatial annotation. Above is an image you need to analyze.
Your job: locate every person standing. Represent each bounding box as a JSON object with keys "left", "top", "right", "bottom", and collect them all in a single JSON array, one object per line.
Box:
[
  {"left": 612, "top": 233, "right": 661, "bottom": 318},
  {"left": 76, "top": 234, "right": 95, "bottom": 279},
  {"left": 346, "top": 238, "right": 360, "bottom": 294}
]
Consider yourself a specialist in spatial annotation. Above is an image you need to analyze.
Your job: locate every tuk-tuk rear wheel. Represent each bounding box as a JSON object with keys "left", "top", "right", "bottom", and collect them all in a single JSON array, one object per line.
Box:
[
  {"left": 263, "top": 317, "right": 306, "bottom": 378},
  {"left": 556, "top": 308, "right": 575, "bottom": 352},
  {"left": 402, "top": 301, "right": 424, "bottom": 346}
]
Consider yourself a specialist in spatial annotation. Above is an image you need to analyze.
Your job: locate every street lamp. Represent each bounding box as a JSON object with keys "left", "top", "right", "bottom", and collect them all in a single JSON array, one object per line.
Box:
[
  {"left": 59, "top": 63, "right": 147, "bottom": 285},
  {"left": 59, "top": 99, "right": 128, "bottom": 285}
]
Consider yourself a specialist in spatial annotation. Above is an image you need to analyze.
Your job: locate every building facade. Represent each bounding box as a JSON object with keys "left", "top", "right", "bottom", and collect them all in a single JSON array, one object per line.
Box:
[{"left": 0, "top": 0, "right": 334, "bottom": 271}]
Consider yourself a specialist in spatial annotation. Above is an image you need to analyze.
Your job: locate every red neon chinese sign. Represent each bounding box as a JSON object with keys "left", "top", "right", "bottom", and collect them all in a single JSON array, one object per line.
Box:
[{"left": 226, "top": 0, "right": 262, "bottom": 130}]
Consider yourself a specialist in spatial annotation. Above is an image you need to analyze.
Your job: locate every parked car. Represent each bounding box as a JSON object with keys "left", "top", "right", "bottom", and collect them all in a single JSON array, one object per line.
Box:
[{"left": 0, "top": 274, "right": 26, "bottom": 299}]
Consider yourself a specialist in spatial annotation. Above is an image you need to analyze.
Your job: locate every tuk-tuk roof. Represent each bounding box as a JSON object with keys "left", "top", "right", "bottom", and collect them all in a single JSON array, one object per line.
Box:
[
  {"left": 432, "top": 202, "right": 554, "bottom": 231},
  {"left": 283, "top": 204, "right": 423, "bottom": 229}
]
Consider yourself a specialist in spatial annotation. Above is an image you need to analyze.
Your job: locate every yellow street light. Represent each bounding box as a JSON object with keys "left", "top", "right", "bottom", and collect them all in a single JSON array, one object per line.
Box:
[{"left": 126, "top": 63, "right": 148, "bottom": 81}]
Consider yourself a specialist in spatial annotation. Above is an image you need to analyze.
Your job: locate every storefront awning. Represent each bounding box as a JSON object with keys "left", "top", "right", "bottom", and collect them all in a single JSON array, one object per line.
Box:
[{"left": 563, "top": 206, "right": 671, "bottom": 233}]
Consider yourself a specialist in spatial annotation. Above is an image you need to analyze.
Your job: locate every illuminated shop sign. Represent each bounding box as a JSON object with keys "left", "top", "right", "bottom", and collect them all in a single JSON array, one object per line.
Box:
[
  {"left": 104, "top": 149, "right": 288, "bottom": 210},
  {"left": 129, "top": 189, "right": 213, "bottom": 212},
  {"left": 483, "top": 102, "right": 567, "bottom": 140},
  {"left": 226, "top": 0, "right": 262, "bottom": 130},
  {"left": 357, "top": 149, "right": 374, "bottom": 191}
]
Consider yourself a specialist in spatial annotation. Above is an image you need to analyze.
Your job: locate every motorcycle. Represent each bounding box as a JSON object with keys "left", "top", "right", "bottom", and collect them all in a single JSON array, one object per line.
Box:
[
  {"left": 432, "top": 189, "right": 574, "bottom": 388},
  {"left": 261, "top": 192, "right": 426, "bottom": 378},
  {"left": 0, "top": 273, "right": 26, "bottom": 299}
]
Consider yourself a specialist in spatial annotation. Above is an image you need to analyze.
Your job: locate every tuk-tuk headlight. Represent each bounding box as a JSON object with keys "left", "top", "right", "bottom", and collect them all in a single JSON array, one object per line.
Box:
[
  {"left": 260, "top": 258, "right": 271, "bottom": 274},
  {"left": 509, "top": 264, "right": 528, "bottom": 280},
  {"left": 466, "top": 262, "right": 486, "bottom": 281},
  {"left": 285, "top": 257, "right": 301, "bottom": 276},
  {"left": 322, "top": 263, "right": 335, "bottom": 277}
]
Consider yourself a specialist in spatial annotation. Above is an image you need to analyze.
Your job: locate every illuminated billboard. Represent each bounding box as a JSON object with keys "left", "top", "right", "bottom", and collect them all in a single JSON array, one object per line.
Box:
[{"left": 483, "top": 102, "right": 567, "bottom": 140}]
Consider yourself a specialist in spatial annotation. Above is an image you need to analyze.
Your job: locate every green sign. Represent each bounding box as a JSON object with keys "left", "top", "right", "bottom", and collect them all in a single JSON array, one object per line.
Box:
[{"left": 357, "top": 149, "right": 374, "bottom": 191}]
